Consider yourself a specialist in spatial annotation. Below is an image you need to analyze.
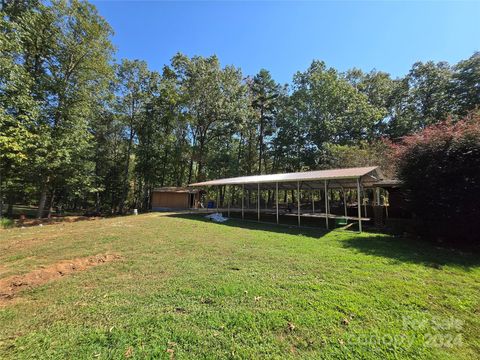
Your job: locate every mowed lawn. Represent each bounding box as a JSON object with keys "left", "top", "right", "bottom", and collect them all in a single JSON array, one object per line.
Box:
[{"left": 0, "top": 214, "right": 479, "bottom": 359}]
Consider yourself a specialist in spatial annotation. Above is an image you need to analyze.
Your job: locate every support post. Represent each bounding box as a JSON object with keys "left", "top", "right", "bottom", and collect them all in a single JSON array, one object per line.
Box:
[
  {"left": 324, "top": 180, "right": 329, "bottom": 229},
  {"left": 241, "top": 184, "right": 244, "bottom": 220},
  {"left": 257, "top": 183, "right": 260, "bottom": 221},
  {"left": 357, "top": 178, "right": 362, "bottom": 232},
  {"left": 363, "top": 188, "right": 367, "bottom": 218},
  {"left": 276, "top": 182, "right": 279, "bottom": 224},
  {"left": 327, "top": 189, "right": 330, "bottom": 215},
  {"left": 297, "top": 181, "right": 301, "bottom": 226},
  {"left": 227, "top": 186, "right": 230, "bottom": 217},
  {"left": 343, "top": 190, "right": 347, "bottom": 218},
  {"left": 312, "top": 191, "right": 315, "bottom": 214},
  {"left": 216, "top": 186, "right": 219, "bottom": 212}
]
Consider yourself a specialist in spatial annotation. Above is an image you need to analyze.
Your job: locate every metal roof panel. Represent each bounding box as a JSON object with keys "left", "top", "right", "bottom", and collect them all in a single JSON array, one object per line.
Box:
[{"left": 189, "top": 166, "right": 381, "bottom": 187}]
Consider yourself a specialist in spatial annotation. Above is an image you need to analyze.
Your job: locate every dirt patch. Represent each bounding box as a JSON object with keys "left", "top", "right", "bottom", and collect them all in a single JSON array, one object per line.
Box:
[{"left": 0, "top": 254, "right": 120, "bottom": 305}]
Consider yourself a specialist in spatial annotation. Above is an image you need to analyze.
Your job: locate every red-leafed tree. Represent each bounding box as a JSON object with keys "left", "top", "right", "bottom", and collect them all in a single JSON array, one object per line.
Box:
[{"left": 392, "top": 112, "right": 480, "bottom": 248}]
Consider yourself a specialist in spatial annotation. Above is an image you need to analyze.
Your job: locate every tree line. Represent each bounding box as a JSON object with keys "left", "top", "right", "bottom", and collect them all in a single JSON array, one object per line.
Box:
[{"left": 1, "top": 0, "right": 479, "bottom": 217}]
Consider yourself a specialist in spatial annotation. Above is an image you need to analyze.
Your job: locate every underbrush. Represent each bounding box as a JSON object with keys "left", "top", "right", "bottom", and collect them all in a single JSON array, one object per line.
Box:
[{"left": 0, "top": 218, "right": 14, "bottom": 229}]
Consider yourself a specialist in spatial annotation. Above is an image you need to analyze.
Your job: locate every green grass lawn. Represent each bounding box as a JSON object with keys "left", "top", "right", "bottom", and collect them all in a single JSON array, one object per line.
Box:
[{"left": 0, "top": 213, "right": 479, "bottom": 359}]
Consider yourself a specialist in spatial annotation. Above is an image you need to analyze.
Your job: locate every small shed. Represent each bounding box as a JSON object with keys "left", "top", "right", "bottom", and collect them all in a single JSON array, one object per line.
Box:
[{"left": 151, "top": 187, "right": 201, "bottom": 210}]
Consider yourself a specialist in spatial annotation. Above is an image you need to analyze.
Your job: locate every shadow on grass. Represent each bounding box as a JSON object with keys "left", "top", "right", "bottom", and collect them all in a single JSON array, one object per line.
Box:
[
  {"left": 164, "top": 212, "right": 332, "bottom": 239},
  {"left": 342, "top": 235, "right": 480, "bottom": 268},
  {"left": 167, "top": 213, "right": 480, "bottom": 269}
]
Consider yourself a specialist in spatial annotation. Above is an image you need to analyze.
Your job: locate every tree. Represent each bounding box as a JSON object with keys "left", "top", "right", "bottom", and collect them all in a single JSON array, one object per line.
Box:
[
  {"left": 37, "top": 0, "right": 114, "bottom": 218},
  {"left": 321, "top": 141, "right": 395, "bottom": 178},
  {"left": 249, "top": 69, "right": 281, "bottom": 174},
  {"left": 272, "top": 91, "right": 315, "bottom": 172},
  {"left": 3, "top": 0, "right": 115, "bottom": 218},
  {"left": 171, "top": 53, "right": 248, "bottom": 182},
  {"left": 386, "top": 61, "right": 453, "bottom": 138},
  {"left": 451, "top": 52, "right": 480, "bottom": 116},
  {"left": 114, "top": 59, "right": 152, "bottom": 213},
  {"left": 290, "top": 61, "right": 385, "bottom": 165},
  {"left": 0, "top": 13, "right": 39, "bottom": 217},
  {"left": 344, "top": 68, "right": 397, "bottom": 136}
]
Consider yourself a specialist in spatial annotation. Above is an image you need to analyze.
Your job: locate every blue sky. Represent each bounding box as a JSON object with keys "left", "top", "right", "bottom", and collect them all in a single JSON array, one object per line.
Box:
[{"left": 92, "top": 1, "right": 480, "bottom": 84}]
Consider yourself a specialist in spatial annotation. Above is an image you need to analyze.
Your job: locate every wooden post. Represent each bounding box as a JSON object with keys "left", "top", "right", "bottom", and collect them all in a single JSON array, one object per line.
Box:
[
  {"left": 216, "top": 186, "right": 219, "bottom": 212},
  {"left": 257, "top": 183, "right": 260, "bottom": 221},
  {"left": 241, "top": 184, "right": 244, "bottom": 220},
  {"left": 324, "top": 180, "right": 329, "bottom": 229},
  {"left": 297, "top": 181, "right": 301, "bottom": 226},
  {"left": 343, "top": 190, "right": 347, "bottom": 217},
  {"left": 357, "top": 178, "right": 362, "bottom": 232},
  {"left": 276, "top": 182, "right": 279, "bottom": 224}
]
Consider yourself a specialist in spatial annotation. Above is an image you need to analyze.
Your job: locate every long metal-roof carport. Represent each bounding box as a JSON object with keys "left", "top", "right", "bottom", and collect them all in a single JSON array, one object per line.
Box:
[{"left": 189, "top": 166, "right": 384, "bottom": 232}]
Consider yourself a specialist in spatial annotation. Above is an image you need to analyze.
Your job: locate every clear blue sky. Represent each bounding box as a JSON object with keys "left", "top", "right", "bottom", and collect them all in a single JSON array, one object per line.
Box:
[{"left": 92, "top": 1, "right": 480, "bottom": 84}]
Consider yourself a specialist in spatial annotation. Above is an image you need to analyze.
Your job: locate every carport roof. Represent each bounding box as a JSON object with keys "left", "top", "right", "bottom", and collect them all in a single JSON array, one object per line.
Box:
[{"left": 189, "top": 166, "right": 383, "bottom": 190}]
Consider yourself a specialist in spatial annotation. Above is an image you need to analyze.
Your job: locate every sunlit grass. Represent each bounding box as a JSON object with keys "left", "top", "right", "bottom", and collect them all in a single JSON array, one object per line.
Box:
[{"left": 0, "top": 213, "right": 478, "bottom": 359}]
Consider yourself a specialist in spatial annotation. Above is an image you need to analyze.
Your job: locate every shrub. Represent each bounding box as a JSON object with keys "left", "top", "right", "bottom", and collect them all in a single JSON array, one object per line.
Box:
[
  {"left": 393, "top": 112, "right": 480, "bottom": 248},
  {"left": 1, "top": 218, "right": 14, "bottom": 229}
]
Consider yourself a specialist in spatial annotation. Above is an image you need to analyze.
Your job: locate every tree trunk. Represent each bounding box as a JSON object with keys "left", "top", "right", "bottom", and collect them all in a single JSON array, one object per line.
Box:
[
  {"left": 95, "top": 191, "right": 100, "bottom": 214},
  {"left": 258, "top": 106, "right": 264, "bottom": 174},
  {"left": 237, "top": 133, "right": 244, "bottom": 176},
  {"left": 160, "top": 148, "right": 169, "bottom": 187},
  {"left": 120, "top": 126, "right": 134, "bottom": 214},
  {"left": 187, "top": 151, "right": 194, "bottom": 185},
  {"left": 6, "top": 186, "right": 15, "bottom": 218},
  {"left": 37, "top": 180, "right": 48, "bottom": 219},
  {"left": 7, "top": 202, "right": 13, "bottom": 218},
  {"left": 47, "top": 189, "right": 56, "bottom": 219},
  {"left": 196, "top": 139, "right": 206, "bottom": 182},
  {"left": 0, "top": 170, "right": 3, "bottom": 219}
]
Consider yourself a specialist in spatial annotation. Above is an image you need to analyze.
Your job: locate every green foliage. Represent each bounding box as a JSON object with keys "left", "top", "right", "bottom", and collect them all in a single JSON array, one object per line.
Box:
[
  {"left": 170, "top": 53, "right": 249, "bottom": 182},
  {"left": 1, "top": 0, "right": 114, "bottom": 217},
  {"left": 0, "top": 14, "right": 38, "bottom": 163},
  {"left": 291, "top": 61, "right": 386, "bottom": 148},
  {"left": 394, "top": 112, "right": 480, "bottom": 247},
  {"left": 322, "top": 141, "right": 396, "bottom": 178},
  {"left": 451, "top": 52, "right": 480, "bottom": 116},
  {"left": 0, "top": 218, "right": 14, "bottom": 228},
  {"left": 387, "top": 61, "right": 453, "bottom": 137},
  {"left": 1, "top": 0, "right": 480, "bottom": 217},
  {"left": 249, "top": 69, "right": 282, "bottom": 174}
]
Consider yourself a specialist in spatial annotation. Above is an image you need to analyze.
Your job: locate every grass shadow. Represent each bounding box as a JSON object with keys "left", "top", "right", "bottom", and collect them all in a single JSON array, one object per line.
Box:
[
  {"left": 164, "top": 212, "right": 333, "bottom": 239},
  {"left": 166, "top": 212, "right": 480, "bottom": 269},
  {"left": 342, "top": 234, "right": 480, "bottom": 268}
]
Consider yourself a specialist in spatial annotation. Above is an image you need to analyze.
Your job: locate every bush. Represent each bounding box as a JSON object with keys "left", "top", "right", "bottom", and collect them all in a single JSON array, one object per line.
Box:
[
  {"left": 393, "top": 112, "right": 480, "bottom": 249},
  {"left": 1, "top": 218, "right": 14, "bottom": 229}
]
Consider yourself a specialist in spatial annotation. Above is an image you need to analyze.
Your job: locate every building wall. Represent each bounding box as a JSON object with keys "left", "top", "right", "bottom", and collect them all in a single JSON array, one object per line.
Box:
[{"left": 151, "top": 192, "right": 189, "bottom": 209}]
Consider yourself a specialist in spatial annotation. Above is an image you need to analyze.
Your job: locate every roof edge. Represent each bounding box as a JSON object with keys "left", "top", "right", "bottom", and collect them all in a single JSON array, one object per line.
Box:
[{"left": 189, "top": 166, "right": 381, "bottom": 187}]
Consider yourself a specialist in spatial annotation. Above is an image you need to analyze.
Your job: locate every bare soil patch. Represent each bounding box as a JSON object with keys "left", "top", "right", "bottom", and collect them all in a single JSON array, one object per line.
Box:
[{"left": 0, "top": 254, "right": 120, "bottom": 305}]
